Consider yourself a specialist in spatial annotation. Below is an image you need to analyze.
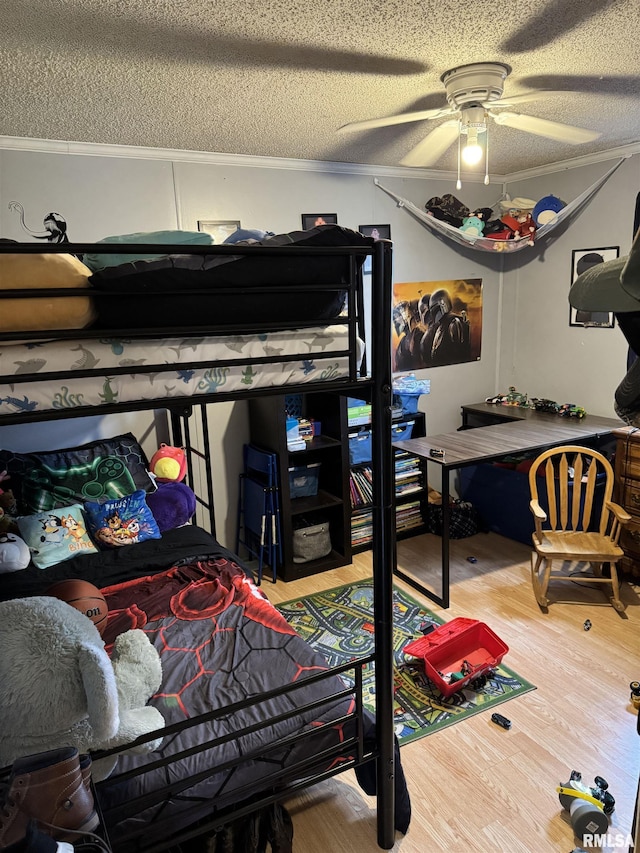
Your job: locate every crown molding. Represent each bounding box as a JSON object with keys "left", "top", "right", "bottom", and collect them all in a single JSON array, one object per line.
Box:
[
  {"left": 0, "top": 134, "right": 638, "bottom": 184},
  {"left": 498, "top": 142, "right": 640, "bottom": 182},
  {"left": 0, "top": 135, "right": 450, "bottom": 179}
]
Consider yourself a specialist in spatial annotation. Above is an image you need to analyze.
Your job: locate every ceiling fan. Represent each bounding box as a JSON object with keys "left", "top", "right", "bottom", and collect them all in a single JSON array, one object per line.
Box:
[{"left": 338, "top": 62, "right": 602, "bottom": 174}]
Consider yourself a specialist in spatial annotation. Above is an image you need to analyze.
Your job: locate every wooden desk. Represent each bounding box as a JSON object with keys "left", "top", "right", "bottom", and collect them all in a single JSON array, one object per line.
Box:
[{"left": 393, "top": 406, "right": 623, "bottom": 608}]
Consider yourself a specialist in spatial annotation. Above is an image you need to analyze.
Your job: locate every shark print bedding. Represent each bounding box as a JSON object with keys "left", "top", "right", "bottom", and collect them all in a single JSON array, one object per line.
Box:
[{"left": 0, "top": 325, "right": 362, "bottom": 416}]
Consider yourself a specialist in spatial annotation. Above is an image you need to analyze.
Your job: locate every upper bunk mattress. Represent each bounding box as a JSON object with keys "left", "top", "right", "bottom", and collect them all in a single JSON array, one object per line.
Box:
[{"left": 0, "top": 325, "right": 362, "bottom": 417}]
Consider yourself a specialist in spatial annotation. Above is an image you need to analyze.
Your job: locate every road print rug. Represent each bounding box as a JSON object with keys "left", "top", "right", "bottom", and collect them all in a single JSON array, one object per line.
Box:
[{"left": 276, "top": 579, "right": 535, "bottom": 745}]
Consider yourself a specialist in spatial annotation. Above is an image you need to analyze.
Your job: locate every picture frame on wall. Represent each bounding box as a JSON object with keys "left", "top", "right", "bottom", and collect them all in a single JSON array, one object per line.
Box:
[
  {"left": 358, "top": 224, "right": 391, "bottom": 241},
  {"left": 359, "top": 225, "right": 391, "bottom": 274},
  {"left": 301, "top": 213, "right": 338, "bottom": 230},
  {"left": 570, "top": 246, "right": 619, "bottom": 328},
  {"left": 197, "top": 219, "right": 241, "bottom": 244}
]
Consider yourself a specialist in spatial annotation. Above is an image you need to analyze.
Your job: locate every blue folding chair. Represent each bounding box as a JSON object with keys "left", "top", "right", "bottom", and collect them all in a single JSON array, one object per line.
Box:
[{"left": 236, "top": 444, "right": 281, "bottom": 583}]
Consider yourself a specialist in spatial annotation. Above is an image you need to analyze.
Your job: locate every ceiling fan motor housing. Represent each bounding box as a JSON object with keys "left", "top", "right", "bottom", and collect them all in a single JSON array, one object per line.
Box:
[
  {"left": 441, "top": 62, "right": 511, "bottom": 109},
  {"left": 460, "top": 105, "right": 488, "bottom": 135}
]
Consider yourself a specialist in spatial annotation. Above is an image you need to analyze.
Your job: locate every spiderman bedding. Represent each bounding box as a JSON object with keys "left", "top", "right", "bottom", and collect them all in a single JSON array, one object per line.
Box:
[{"left": 90, "top": 538, "right": 409, "bottom": 848}]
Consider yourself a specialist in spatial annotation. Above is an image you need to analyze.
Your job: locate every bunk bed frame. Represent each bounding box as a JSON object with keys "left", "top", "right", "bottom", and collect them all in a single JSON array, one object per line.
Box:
[{"left": 0, "top": 236, "right": 398, "bottom": 850}]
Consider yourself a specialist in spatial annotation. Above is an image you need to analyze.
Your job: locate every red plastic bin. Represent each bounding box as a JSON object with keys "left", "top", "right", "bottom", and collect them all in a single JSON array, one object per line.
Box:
[{"left": 403, "top": 617, "right": 508, "bottom": 697}]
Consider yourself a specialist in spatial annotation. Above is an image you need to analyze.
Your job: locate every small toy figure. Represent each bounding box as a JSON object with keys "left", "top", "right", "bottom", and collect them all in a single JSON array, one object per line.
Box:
[{"left": 514, "top": 212, "right": 536, "bottom": 245}]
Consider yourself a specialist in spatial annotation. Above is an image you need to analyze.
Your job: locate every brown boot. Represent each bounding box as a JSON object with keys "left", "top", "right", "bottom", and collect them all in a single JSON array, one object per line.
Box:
[
  {"left": 0, "top": 747, "right": 98, "bottom": 848},
  {"left": 77, "top": 756, "right": 92, "bottom": 794}
]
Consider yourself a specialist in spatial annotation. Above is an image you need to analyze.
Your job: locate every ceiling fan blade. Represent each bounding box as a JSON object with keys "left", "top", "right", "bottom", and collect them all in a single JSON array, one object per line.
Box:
[
  {"left": 399, "top": 120, "right": 459, "bottom": 168},
  {"left": 500, "top": 0, "right": 617, "bottom": 53},
  {"left": 490, "top": 111, "right": 602, "bottom": 144},
  {"left": 491, "top": 90, "right": 574, "bottom": 108},
  {"left": 338, "top": 106, "right": 453, "bottom": 134}
]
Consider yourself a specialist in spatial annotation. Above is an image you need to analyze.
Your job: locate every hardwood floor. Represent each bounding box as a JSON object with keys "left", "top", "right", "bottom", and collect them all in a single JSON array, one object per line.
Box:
[{"left": 264, "top": 531, "right": 640, "bottom": 853}]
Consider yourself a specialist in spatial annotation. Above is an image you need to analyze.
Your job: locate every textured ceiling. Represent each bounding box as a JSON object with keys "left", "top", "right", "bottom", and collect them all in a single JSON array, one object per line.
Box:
[{"left": 1, "top": 0, "right": 640, "bottom": 176}]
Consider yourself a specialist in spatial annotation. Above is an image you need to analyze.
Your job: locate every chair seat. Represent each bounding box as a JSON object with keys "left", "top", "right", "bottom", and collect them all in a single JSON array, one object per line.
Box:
[{"left": 535, "top": 530, "right": 623, "bottom": 562}]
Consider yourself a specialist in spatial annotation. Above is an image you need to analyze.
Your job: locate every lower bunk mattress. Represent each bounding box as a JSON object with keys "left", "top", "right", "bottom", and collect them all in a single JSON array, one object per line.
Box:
[
  {"left": 0, "top": 324, "right": 362, "bottom": 417},
  {"left": 0, "top": 526, "right": 410, "bottom": 849}
]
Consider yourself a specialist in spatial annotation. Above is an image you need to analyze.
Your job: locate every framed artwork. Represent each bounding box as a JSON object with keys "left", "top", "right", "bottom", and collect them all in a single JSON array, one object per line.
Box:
[
  {"left": 570, "top": 247, "right": 619, "bottom": 328},
  {"left": 359, "top": 224, "right": 391, "bottom": 274},
  {"left": 197, "top": 219, "right": 241, "bottom": 244},
  {"left": 301, "top": 213, "right": 337, "bottom": 230},
  {"left": 392, "top": 279, "right": 483, "bottom": 371},
  {"left": 359, "top": 224, "right": 391, "bottom": 241}
]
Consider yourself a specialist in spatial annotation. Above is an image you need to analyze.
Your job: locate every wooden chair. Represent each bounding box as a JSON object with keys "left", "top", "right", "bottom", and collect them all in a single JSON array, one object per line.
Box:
[{"left": 528, "top": 445, "right": 631, "bottom": 612}]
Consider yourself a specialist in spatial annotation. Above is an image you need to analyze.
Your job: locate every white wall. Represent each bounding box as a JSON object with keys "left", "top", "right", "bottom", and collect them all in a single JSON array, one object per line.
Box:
[
  {"left": 4, "top": 140, "right": 631, "bottom": 544},
  {"left": 0, "top": 142, "right": 505, "bottom": 543},
  {"left": 501, "top": 155, "right": 639, "bottom": 418}
]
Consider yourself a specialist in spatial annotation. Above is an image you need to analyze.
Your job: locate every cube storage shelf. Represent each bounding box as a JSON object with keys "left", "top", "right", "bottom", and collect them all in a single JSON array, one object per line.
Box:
[
  {"left": 350, "top": 413, "right": 427, "bottom": 553},
  {"left": 248, "top": 393, "right": 428, "bottom": 580}
]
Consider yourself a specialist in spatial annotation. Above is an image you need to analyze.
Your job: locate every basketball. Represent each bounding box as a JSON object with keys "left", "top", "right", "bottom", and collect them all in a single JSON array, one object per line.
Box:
[{"left": 47, "top": 578, "right": 109, "bottom": 636}]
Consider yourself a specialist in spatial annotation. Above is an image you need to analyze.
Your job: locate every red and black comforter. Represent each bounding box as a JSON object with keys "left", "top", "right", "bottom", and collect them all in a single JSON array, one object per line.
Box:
[
  {"left": 0, "top": 526, "right": 410, "bottom": 848},
  {"left": 96, "top": 548, "right": 363, "bottom": 847}
]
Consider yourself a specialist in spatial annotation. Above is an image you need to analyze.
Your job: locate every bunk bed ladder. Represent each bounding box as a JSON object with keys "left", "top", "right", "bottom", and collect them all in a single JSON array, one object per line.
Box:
[{"left": 169, "top": 403, "right": 216, "bottom": 536}]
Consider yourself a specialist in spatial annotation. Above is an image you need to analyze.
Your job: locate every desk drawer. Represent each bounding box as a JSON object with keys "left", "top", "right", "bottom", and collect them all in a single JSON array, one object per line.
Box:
[
  {"left": 615, "top": 438, "right": 640, "bottom": 481},
  {"left": 618, "top": 478, "right": 640, "bottom": 513},
  {"left": 619, "top": 554, "right": 640, "bottom": 578},
  {"left": 620, "top": 520, "right": 640, "bottom": 561}
]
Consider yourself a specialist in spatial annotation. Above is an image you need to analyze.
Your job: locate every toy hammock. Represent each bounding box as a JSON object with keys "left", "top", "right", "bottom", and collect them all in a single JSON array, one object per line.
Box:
[{"left": 374, "top": 157, "right": 627, "bottom": 254}]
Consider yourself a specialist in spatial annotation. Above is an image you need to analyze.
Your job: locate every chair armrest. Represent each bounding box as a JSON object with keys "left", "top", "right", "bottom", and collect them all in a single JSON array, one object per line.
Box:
[
  {"left": 606, "top": 501, "right": 632, "bottom": 526},
  {"left": 529, "top": 499, "right": 547, "bottom": 522}
]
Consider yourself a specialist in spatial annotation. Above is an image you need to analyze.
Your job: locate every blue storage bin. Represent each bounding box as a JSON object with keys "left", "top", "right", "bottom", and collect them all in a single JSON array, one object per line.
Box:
[
  {"left": 391, "top": 420, "right": 415, "bottom": 441},
  {"left": 350, "top": 421, "right": 414, "bottom": 465},
  {"left": 349, "top": 429, "right": 372, "bottom": 465},
  {"left": 393, "top": 393, "right": 420, "bottom": 414},
  {"left": 458, "top": 463, "right": 605, "bottom": 544},
  {"left": 288, "top": 462, "right": 321, "bottom": 498}
]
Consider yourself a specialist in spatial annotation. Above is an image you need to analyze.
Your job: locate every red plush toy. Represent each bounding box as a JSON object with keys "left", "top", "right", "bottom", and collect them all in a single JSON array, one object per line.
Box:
[{"left": 149, "top": 444, "right": 187, "bottom": 483}]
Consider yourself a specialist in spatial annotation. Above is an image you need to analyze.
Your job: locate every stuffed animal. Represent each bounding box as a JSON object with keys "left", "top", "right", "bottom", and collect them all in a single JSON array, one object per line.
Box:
[
  {"left": 0, "top": 532, "right": 31, "bottom": 573},
  {"left": 146, "top": 481, "right": 196, "bottom": 532},
  {"left": 149, "top": 444, "right": 187, "bottom": 483},
  {"left": 459, "top": 215, "right": 485, "bottom": 237},
  {"left": 0, "top": 596, "right": 164, "bottom": 780},
  {"left": 532, "top": 194, "right": 566, "bottom": 226}
]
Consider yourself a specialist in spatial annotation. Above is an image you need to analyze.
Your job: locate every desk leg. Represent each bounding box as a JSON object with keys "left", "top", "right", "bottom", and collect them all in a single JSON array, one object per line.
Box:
[
  {"left": 394, "top": 460, "right": 450, "bottom": 609},
  {"left": 440, "top": 466, "right": 450, "bottom": 609}
]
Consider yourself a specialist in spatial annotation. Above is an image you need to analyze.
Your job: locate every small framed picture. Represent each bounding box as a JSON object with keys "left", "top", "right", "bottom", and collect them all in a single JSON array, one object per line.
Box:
[
  {"left": 301, "top": 213, "right": 338, "bottom": 230},
  {"left": 570, "top": 246, "right": 619, "bottom": 328},
  {"left": 359, "top": 224, "right": 391, "bottom": 241},
  {"left": 359, "top": 225, "right": 391, "bottom": 274},
  {"left": 197, "top": 219, "right": 241, "bottom": 244}
]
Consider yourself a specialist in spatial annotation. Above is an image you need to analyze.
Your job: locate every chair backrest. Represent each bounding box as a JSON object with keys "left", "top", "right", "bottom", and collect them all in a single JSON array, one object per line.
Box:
[{"left": 528, "top": 445, "right": 615, "bottom": 536}]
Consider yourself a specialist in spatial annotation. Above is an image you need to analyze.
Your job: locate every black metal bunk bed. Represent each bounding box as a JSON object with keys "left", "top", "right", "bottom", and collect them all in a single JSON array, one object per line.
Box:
[{"left": 0, "top": 233, "right": 402, "bottom": 851}]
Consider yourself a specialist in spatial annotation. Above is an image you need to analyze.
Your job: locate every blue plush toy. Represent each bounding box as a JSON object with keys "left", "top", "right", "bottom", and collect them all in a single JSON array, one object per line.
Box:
[{"left": 532, "top": 195, "right": 566, "bottom": 226}]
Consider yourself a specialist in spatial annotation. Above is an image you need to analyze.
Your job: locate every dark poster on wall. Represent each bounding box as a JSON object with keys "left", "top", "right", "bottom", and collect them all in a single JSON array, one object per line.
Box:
[{"left": 392, "top": 279, "right": 483, "bottom": 372}]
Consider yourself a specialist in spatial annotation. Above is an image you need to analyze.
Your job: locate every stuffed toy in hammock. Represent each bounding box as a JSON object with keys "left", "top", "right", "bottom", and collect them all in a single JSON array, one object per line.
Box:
[{"left": 0, "top": 596, "right": 164, "bottom": 780}]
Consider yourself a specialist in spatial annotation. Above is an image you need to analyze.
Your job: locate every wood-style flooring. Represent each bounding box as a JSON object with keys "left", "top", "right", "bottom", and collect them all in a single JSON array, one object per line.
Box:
[{"left": 264, "top": 531, "right": 640, "bottom": 853}]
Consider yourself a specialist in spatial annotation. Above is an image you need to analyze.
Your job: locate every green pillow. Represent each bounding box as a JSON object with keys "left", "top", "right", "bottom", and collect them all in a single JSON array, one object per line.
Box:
[{"left": 83, "top": 230, "right": 214, "bottom": 272}]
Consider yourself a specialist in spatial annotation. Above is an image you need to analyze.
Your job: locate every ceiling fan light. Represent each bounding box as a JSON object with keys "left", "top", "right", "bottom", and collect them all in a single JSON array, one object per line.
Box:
[{"left": 461, "top": 139, "right": 483, "bottom": 165}]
